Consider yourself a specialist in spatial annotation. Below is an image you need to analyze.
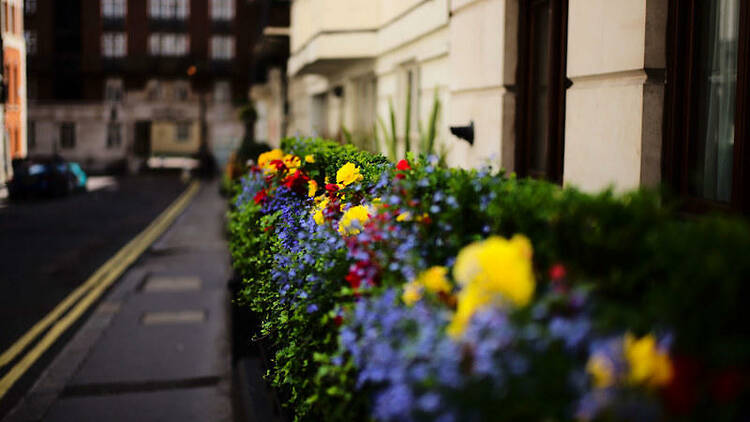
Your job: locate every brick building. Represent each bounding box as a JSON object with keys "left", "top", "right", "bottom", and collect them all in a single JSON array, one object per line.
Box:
[
  {"left": 24, "top": 0, "right": 259, "bottom": 172},
  {"left": 1, "top": 0, "right": 26, "bottom": 185}
]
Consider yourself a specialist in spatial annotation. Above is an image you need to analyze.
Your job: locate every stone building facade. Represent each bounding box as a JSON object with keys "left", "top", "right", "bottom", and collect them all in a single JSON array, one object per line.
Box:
[{"left": 282, "top": 0, "right": 750, "bottom": 213}]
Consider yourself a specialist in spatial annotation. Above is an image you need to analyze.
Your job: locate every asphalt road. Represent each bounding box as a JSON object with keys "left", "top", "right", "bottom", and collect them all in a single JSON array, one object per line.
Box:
[{"left": 0, "top": 174, "right": 186, "bottom": 359}]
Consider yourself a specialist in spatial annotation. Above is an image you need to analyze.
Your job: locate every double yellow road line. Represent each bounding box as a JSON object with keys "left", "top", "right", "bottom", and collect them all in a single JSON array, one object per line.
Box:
[{"left": 0, "top": 181, "right": 201, "bottom": 400}]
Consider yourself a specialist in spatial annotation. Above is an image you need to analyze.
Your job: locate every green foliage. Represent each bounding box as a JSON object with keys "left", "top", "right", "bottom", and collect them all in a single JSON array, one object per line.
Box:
[{"left": 229, "top": 137, "right": 750, "bottom": 421}]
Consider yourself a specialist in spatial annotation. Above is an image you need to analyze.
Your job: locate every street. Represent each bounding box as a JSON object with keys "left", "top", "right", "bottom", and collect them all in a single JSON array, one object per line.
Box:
[{"left": 0, "top": 174, "right": 186, "bottom": 414}]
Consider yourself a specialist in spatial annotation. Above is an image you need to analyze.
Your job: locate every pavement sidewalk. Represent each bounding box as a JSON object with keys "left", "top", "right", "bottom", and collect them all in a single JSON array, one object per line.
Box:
[{"left": 3, "top": 180, "right": 236, "bottom": 422}]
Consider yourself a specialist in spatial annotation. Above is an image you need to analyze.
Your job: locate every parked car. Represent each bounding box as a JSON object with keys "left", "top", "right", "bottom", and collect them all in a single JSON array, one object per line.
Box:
[{"left": 6, "top": 155, "right": 86, "bottom": 199}]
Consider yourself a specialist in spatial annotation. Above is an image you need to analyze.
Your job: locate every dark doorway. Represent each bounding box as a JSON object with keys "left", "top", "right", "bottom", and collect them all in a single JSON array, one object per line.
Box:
[
  {"left": 134, "top": 121, "right": 152, "bottom": 157},
  {"left": 516, "top": 0, "right": 569, "bottom": 183}
]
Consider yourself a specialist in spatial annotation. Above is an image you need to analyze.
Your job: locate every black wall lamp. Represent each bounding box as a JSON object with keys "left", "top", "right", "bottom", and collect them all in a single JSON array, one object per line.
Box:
[{"left": 450, "top": 121, "right": 474, "bottom": 145}]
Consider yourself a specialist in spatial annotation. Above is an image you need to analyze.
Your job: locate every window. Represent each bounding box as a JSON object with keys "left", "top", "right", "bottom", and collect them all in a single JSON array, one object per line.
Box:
[
  {"left": 147, "top": 80, "right": 161, "bottom": 100},
  {"left": 101, "top": 32, "right": 127, "bottom": 57},
  {"left": 25, "top": 0, "right": 36, "bottom": 15},
  {"left": 105, "top": 78, "right": 123, "bottom": 102},
  {"left": 174, "top": 81, "right": 189, "bottom": 101},
  {"left": 516, "top": 0, "right": 568, "bottom": 183},
  {"left": 210, "top": 0, "right": 234, "bottom": 21},
  {"left": 148, "top": 33, "right": 189, "bottom": 56},
  {"left": 664, "top": 0, "right": 750, "bottom": 212},
  {"left": 176, "top": 122, "right": 190, "bottom": 142},
  {"left": 101, "top": 0, "right": 126, "bottom": 18},
  {"left": 28, "top": 121, "right": 35, "bottom": 150},
  {"left": 25, "top": 30, "right": 37, "bottom": 55},
  {"left": 107, "top": 122, "right": 121, "bottom": 148},
  {"left": 149, "top": 0, "right": 189, "bottom": 20},
  {"left": 210, "top": 36, "right": 234, "bottom": 60},
  {"left": 213, "top": 80, "right": 230, "bottom": 102},
  {"left": 60, "top": 123, "right": 76, "bottom": 149}
]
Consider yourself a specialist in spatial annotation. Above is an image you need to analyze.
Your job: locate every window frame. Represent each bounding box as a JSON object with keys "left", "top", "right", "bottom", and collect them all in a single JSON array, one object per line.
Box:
[
  {"left": 148, "top": 33, "right": 189, "bottom": 56},
  {"left": 515, "top": 0, "right": 568, "bottom": 184},
  {"left": 210, "top": 35, "right": 234, "bottom": 60},
  {"left": 210, "top": 0, "right": 234, "bottom": 21},
  {"left": 60, "top": 123, "right": 76, "bottom": 150},
  {"left": 176, "top": 121, "right": 191, "bottom": 142},
  {"left": 149, "top": 0, "right": 189, "bottom": 20},
  {"left": 107, "top": 122, "right": 122, "bottom": 148},
  {"left": 101, "top": 0, "right": 126, "bottom": 18},
  {"left": 663, "top": 0, "right": 750, "bottom": 214},
  {"left": 101, "top": 32, "right": 127, "bottom": 58}
]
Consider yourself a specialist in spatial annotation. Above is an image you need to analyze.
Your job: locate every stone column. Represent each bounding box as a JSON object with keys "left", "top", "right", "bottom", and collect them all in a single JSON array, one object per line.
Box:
[
  {"left": 448, "top": 0, "right": 517, "bottom": 170},
  {"left": 563, "top": 0, "right": 667, "bottom": 191}
]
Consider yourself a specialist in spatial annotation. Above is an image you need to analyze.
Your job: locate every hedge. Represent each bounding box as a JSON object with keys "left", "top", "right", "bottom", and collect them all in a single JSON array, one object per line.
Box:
[{"left": 228, "top": 137, "right": 750, "bottom": 422}]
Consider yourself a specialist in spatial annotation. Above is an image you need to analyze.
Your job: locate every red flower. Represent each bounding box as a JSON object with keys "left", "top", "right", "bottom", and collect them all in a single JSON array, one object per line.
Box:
[
  {"left": 270, "top": 159, "right": 286, "bottom": 171},
  {"left": 396, "top": 159, "right": 412, "bottom": 171},
  {"left": 333, "top": 315, "right": 343, "bottom": 327},
  {"left": 282, "top": 170, "right": 310, "bottom": 195},
  {"left": 395, "top": 173, "right": 405, "bottom": 180},
  {"left": 325, "top": 183, "right": 341, "bottom": 192},
  {"left": 549, "top": 263, "right": 567, "bottom": 281},
  {"left": 253, "top": 189, "right": 268, "bottom": 204}
]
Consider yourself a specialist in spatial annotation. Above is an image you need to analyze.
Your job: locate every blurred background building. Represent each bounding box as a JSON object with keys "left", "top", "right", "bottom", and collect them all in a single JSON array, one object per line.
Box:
[
  {"left": 1, "top": 0, "right": 27, "bottom": 186},
  {"left": 23, "top": 0, "right": 260, "bottom": 173}
]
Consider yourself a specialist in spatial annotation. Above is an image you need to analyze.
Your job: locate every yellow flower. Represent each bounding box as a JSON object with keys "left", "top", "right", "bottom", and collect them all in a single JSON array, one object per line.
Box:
[
  {"left": 336, "top": 162, "right": 364, "bottom": 187},
  {"left": 447, "top": 286, "right": 486, "bottom": 337},
  {"left": 415, "top": 213, "right": 430, "bottom": 223},
  {"left": 338, "top": 205, "right": 370, "bottom": 235},
  {"left": 308, "top": 180, "right": 318, "bottom": 197},
  {"left": 283, "top": 154, "right": 301, "bottom": 171},
  {"left": 586, "top": 354, "right": 615, "bottom": 389},
  {"left": 312, "top": 196, "right": 329, "bottom": 225},
  {"left": 305, "top": 154, "right": 315, "bottom": 163},
  {"left": 402, "top": 282, "right": 423, "bottom": 306},
  {"left": 314, "top": 209, "right": 325, "bottom": 225},
  {"left": 624, "top": 333, "right": 673, "bottom": 387},
  {"left": 396, "top": 211, "right": 412, "bottom": 222},
  {"left": 258, "top": 149, "right": 284, "bottom": 172},
  {"left": 448, "top": 235, "right": 535, "bottom": 338},
  {"left": 416, "top": 266, "right": 451, "bottom": 294}
]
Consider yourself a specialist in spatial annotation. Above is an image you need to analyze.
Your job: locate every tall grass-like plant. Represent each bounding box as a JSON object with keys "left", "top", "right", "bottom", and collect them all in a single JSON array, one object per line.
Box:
[
  {"left": 404, "top": 85, "right": 412, "bottom": 154},
  {"left": 376, "top": 91, "right": 444, "bottom": 162},
  {"left": 418, "top": 90, "right": 441, "bottom": 155},
  {"left": 376, "top": 99, "right": 398, "bottom": 160}
]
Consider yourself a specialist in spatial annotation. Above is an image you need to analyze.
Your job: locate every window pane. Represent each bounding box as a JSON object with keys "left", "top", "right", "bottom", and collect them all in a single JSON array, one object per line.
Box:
[
  {"left": 529, "top": 1, "right": 551, "bottom": 177},
  {"left": 690, "top": 0, "right": 740, "bottom": 202}
]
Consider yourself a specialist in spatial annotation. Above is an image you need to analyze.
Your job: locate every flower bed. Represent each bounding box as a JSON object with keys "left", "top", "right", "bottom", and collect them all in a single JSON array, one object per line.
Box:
[{"left": 229, "top": 137, "right": 750, "bottom": 422}]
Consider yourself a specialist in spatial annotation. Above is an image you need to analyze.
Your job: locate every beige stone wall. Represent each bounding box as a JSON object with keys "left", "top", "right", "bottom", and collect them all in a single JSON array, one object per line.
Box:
[
  {"left": 285, "top": 0, "right": 669, "bottom": 192},
  {"left": 563, "top": 0, "right": 667, "bottom": 192},
  {"left": 27, "top": 103, "right": 128, "bottom": 171},
  {"left": 151, "top": 121, "right": 200, "bottom": 155},
  {"left": 448, "top": 0, "right": 516, "bottom": 169}
]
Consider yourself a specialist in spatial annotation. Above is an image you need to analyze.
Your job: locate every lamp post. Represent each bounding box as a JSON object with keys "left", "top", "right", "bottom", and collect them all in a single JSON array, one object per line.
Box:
[{"left": 187, "top": 65, "right": 216, "bottom": 178}]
